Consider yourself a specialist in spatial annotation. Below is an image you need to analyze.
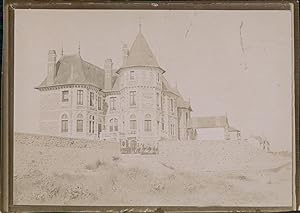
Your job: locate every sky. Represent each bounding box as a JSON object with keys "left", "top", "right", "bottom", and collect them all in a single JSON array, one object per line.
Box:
[{"left": 14, "top": 9, "right": 294, "bottom": 151}]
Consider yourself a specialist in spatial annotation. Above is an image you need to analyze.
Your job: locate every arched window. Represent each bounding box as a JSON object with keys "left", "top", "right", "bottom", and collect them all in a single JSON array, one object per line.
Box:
[
  {"left": 76, "top": 113, "right": 83, "bottom": 132},
  {"left": 61, "top": 114, "right": 68, "bottom": 132},
  {"left": 144, "top": 114, "right": 151, "bottom": 132},
  {"left": 130, "top": 114, "right": 137, "bottom": 129},
  {"left": 110, "top": 118, "right": 118, "bottom": 132},
  {"left": 110, "top": 119, "right": 114, "bottom": 132}
]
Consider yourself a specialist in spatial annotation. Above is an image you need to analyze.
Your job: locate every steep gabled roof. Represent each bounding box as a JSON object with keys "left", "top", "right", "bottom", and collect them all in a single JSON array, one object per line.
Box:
[
  {"left": 37, "top": 54, "right": 105, "bottom": 89},
  {"left": 191, "top": 116, "right": 229, "bottom": 128},
  {"left": 161, "top": 76, "right": 180, "bottom": 96},
  {"left": 177, "top": 97, "right": 191, "bottom": 109},
  {"left": 123, "top": 31, "right": 159, "bottom": 68}
]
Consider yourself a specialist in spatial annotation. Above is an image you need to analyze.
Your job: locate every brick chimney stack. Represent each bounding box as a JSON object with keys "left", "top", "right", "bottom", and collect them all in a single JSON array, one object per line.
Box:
[
  {"left": 104, "top": 59, "right": 113, "bottom": 90},
  {"left": 47, "top": 50, "right": 56, "bottom": 85}
]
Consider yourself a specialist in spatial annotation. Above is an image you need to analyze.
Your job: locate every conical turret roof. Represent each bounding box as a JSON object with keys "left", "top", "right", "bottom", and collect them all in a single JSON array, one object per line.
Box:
[{"left": 124, "top": 31, "right": 159, "bottom": 68}]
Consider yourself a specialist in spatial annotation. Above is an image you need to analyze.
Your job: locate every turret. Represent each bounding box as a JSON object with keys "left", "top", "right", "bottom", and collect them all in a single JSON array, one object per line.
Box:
[
  {"left": 47, "top": 50, "right": 56, "bottom": 85},
  {"left": 122, "top": 44, "right": 129, "bottom": 66},
  {"left": 104, "top": 59, "right": 113, "bottom": 90}
]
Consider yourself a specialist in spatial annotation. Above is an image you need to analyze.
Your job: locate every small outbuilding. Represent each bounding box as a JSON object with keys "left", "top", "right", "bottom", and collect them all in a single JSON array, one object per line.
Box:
[
  {"left": 227, "top": 126, "right": 241, "bottom": 140},
  {"left": 191, "top": 115, "right": 241, "bottom": 141}
]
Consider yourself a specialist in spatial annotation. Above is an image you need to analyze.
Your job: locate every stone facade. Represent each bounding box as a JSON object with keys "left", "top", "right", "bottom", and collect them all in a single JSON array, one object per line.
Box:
[{"left": 36, "top": 30, "right": 192, "bottom": 144}]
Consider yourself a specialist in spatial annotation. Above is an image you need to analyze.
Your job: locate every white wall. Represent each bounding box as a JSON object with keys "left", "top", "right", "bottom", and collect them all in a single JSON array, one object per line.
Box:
[{"left": 196, "top": 128, "right": 225, "bottom": 141}]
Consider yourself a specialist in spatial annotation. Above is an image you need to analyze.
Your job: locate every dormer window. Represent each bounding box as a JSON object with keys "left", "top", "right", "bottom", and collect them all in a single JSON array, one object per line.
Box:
[
  {"left": 130, "top": 71, "right": 135, "bottom": 80},
  {"left": 62, "top": 91, "right": 69, "bottom": 102}
]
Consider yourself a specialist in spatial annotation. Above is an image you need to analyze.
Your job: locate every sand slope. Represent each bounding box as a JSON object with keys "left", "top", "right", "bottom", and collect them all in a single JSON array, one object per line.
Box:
[{"left": 13, "top": 133, "right": 292, "bottom": 206}]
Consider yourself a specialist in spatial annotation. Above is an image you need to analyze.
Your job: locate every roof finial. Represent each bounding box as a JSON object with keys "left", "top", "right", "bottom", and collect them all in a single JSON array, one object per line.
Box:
[
  {"left": 138, "top": 17, "right": 142, "bottom": 33},
  {"left": 78, "top": 41, "right": 81, "bottom": 55}
]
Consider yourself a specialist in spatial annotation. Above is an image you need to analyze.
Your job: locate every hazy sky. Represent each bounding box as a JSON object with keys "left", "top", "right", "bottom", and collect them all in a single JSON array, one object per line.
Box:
[{"left": 14, "top": 9, "right": 294, "bottom": 151}]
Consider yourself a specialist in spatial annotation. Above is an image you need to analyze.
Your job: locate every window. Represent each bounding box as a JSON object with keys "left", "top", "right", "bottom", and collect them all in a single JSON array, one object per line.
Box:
[
  {"left": 62, "top": 91, "right": 69, "bottom": 102},
  {"left": 114, "top": 119, "right": 118, "bottom": 131},
  {"left": 77, "top": 90, "right": 83, "bottom": 105},
  {"left": 76, "top": 114, "right": 83, "bottom": 132},
  {"left": 77, "top": 120, "right": 83, "bottom": 132},
  {"left": 144, "top": 114, "right": 152, "bottom": 132},
  {"left": 92, "top": 116, "right": 95, "bottom": 133},
  {"left": 110, "top": 97, "right": 116, "bottom": 110},
  {"left": 89, "top": 115, "right": 95, "bottom": 133},
  {"left": 109, "top": 119, "right": 113, "bottom": 132},
  {"left": 156, "top": 92, "right": 159, "bottom": 107},
  {"left": 110, "top": 118, "right": 118, "bottom": 132},
  {"left": 130, "top": 114, "right": 137, "bottom": 129},
  {"left": 130, "top": 91, "right": 136, "bottom": 106},
  {"left": 170, "top": 99, "right": 174, "bottom": 112},
  {"left": 173, "top": 124, "right": 175, "bottom": 135},
  {"left": 98, "top": 97, "right": 102, "bottom": 110},
  {"left": 90, "top": 92, "right": 94, "bottom": 106},
  {"left": 170, "top": 124, "right": 175, "bottom": 136},
  {"left": 61, "top": 114, "right": 68, "bottom": 132},
  {"left": 98, "top": 123, "right": 102, "bottom": 137},
  {"left": 186, "top": 112, "right": 189, "bottom": 124},
  {"left": 157, "top": 73, "right": 160, "bottom": 82},
  {"left": 130, "top": 71, "right": 135, "bottom": 80}
]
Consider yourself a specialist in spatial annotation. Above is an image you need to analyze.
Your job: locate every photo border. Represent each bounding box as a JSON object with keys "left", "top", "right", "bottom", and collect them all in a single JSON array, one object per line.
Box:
[{"left": 1, "top": 1, "right": 299, "bottom": 212}]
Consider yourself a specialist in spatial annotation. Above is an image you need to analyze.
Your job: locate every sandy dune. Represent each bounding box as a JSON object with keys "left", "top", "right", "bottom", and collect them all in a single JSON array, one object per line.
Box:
[{"left": 13, "top": 133, "right": 292, "bottom": 206}]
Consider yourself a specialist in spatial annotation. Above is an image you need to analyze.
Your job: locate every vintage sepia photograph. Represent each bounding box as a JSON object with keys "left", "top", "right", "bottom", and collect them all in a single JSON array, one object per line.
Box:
[{"left": 12, "top": 8, "right": 295, "bottom": 208}]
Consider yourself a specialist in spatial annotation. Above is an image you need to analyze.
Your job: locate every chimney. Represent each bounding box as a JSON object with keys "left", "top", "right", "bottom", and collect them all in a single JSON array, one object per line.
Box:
[
  {"left": 104, "top": 59, "right": 113, "bottom": 90},
  {"left": 47, "top": 50, "right": 57, "bottom": 85},
  {"left": 122, "top": 44, "right": 129, "bottom": 66}
]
